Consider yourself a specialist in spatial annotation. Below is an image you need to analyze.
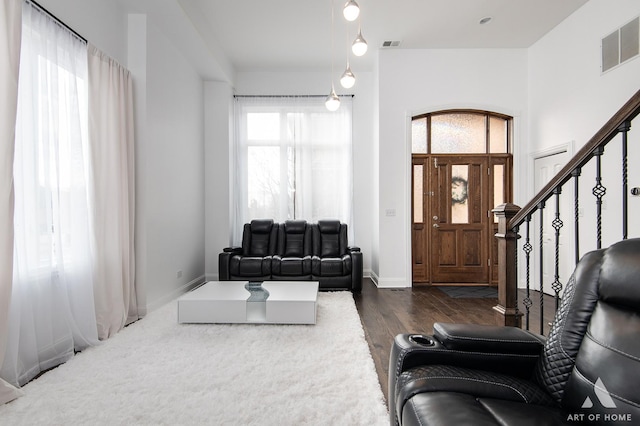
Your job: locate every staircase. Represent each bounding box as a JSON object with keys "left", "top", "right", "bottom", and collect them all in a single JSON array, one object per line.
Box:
[{"left": 494, "top": 90, "right": 640, "bottom": 334}]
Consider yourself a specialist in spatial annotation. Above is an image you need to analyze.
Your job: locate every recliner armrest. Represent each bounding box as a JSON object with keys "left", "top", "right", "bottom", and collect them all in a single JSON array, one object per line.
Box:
[
  {"left": 223, "top": 246, "right": 242, "bottom": 254},
  {"left": 347, "top": 246, "right": 360, "bottom": 252},
  {"left": 434, "top": 322, "right": 545, "bottom": 354},
  {"left": 390, "top": 333, "right": 541, "bottom": 380},
  {"left": 348, "top": 248, "right": 362, "bottom": 293},
  {"left": 219, "top": 247, "right": 243, "bottom": 281},
  {"left": 389, "top": 333, "right": 543, "bottom": 426}
]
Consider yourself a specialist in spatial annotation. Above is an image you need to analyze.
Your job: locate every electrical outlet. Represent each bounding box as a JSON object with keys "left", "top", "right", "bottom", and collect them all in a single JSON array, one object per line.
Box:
[{"left": 176, "top": 270, "right": 183, "bottom": 279}]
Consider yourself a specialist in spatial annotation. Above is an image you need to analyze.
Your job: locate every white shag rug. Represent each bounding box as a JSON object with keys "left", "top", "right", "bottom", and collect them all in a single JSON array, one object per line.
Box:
[{"left": 0, "top": 291, "right": 389, "bottom": 425}]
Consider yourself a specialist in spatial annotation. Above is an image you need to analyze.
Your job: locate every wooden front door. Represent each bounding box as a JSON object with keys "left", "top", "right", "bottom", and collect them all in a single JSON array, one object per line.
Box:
[
  {"left": 431, "top": 155, "right": 488, "bottom": 283},
  {"left": 412, "top": 154, "right": 511, "bottom": 284}
]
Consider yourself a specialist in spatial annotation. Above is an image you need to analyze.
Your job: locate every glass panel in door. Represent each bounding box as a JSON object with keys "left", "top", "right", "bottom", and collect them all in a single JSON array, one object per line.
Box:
[{"left": 412, "top": 161, "right": 428, "bottom": 282}]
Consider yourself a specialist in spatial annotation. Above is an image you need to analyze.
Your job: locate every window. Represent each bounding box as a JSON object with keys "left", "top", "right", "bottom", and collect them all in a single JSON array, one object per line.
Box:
[
  {"left": 233, "top": 96, "right": 353, "bottom": 241},
  {"left": 24, "top": 52, "right": 89, "bottom": 274},
  {"left": 411, "top": 110, "right": 511, "bottom": 154},
  {"left": 14, "top": 2, "right": 90, "bottom": 278},
  {"left": 3, "top": 0, "right": 98, "bottom": 387}
]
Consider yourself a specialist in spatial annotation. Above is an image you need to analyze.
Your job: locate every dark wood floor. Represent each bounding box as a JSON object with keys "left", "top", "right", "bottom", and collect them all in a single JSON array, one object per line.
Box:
[
  {"left": 353, "top": 279, "right": 555, "bottom": 404},
  {"left": 353, "top": 279, "right": 498, "bottom": 403}
]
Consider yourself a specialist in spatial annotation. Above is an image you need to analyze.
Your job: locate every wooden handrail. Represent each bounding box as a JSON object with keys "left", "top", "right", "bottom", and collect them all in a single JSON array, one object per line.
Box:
[{"left": 509, "top": 90, "right": 640, "bottom": 228}]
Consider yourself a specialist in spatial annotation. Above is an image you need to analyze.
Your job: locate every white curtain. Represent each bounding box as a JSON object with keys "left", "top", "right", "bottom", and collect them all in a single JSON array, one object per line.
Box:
[
  {"left": 0, "top": 0, "right": 23, "bottom": 405},
  {"left": 1, "top": 1, "right": 99, "bottom": 388},
  {"left": 233, "top": 96, "right": 353, "bottom": 243},
  {"left": 87, "top": 44, "right": 137, "bottom": 339}
]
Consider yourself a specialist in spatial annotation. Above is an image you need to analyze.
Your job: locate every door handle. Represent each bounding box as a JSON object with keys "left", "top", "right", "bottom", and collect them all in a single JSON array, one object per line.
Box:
[
  {"left": 432, "top": 216, "right": 438, "bottom": 221},
  {"left": 433, "top": 223, "right": 440, "bottom": 228}
]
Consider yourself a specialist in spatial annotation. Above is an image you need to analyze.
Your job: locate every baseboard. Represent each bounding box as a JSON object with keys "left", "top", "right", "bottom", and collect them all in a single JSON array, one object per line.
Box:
[
  {"left": 146, "top": 275, "right": 206, "bottom": 312},
  {"left": 370, "top": 272, "right": 411, "bottom": 288},
  {"left": 370, "top": 270, "right": 380, "bottom": 286}
]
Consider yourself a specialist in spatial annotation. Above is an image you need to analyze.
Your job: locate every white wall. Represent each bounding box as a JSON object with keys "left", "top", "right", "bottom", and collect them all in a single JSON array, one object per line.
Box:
[
  {"left": 204, "top": 81, "right": 234, "bottom": 280},
  {"left": 39, "top": 0, "right": 127, "bottom": 64},
  {"left": 525, "top": 0, "right": 640, "bottom": 271},
  {"left": 134, "top": 18, "right": 206, "bottom": 310},
  {"left": 528, "top": 0, "right": 640, "bottom": 156},
  {"left": 376, "top": 48, "right": 528, "bottom": 287},
  {"left": 370, "top": 52, "right": 381, "bottom": 282}
]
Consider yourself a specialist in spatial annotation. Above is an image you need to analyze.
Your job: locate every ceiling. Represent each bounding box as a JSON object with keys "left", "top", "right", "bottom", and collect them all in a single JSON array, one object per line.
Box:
[{"left": 176, "top": 0, "right": 589, "bottom": 73}]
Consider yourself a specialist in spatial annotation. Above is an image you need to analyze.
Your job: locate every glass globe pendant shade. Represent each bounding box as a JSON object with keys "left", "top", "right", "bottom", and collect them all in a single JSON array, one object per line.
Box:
[
  {"left": 352, "top": 28, "right": 368, "bottom": 56},
  {"left": 343, "top": 0, "right": 360, "bottom": 21},
  {"left": 340, "top": 63, "right": 355, "bottom": 89},
  {"left": 325, "top": 85, "right": 341, "bottom": 111}
]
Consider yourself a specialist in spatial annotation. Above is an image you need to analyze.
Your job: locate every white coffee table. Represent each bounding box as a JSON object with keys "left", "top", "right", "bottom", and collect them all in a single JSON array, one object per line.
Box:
[{"left": 177, "top": 281, "right": 319, "bottom": 325}]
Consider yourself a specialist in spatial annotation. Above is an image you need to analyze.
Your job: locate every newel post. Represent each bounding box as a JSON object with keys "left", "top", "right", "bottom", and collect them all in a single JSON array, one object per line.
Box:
[{"left": 492, "top": 203, "right": 522, "bottom": 327}]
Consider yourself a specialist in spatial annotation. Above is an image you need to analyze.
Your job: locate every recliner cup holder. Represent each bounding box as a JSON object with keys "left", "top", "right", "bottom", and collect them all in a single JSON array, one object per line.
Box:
[{"left": 409, "top": 334, "right": 434, "bottom": 346}]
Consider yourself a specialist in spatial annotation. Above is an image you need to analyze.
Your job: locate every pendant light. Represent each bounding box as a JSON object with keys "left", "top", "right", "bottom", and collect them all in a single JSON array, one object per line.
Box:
[
  {"left": 340, "top": 61, "right": 355, "bottom": 89},
  {"left": 325, "top": 84, "right": 341, "bottom": 111},
  {"left": 340, "top": 27, "right": 356, "bottom": 89},
  {"left": 326, "top": 0, "right": 340, "bottom": 111},
  {"left": 352, "top": 25, "right": 368, "bottom": 57},
  {"left": 342, "top": 0, "right": 360, "bottom": 22}
]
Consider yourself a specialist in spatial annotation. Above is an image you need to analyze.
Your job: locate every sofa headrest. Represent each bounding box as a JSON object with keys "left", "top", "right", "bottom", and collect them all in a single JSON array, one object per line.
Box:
[
  {"left": 250, "top": 219, "right": 274, "bottom": 234},
  {"left": 317, "top": 220, "right": 341, "bottom": 234},
  {"left": 285, "top": 220, "right": 307, "bottom": 234},
  {"left": 599, "top": 238, "right": 640, "bottom": 310}
]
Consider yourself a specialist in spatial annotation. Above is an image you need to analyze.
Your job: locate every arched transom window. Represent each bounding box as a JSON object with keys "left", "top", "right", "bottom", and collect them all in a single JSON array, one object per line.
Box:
[{"left": 412, "top": 110, "right": 511, "bottom": 154}]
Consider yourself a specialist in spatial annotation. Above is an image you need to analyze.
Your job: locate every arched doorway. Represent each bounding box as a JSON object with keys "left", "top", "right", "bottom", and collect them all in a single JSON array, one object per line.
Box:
[{"left": 411, "top": 110, "right": 513, "bottom": 285}]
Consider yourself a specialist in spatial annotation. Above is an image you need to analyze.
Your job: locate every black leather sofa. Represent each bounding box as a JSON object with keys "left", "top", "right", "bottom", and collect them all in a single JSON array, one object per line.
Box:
[
  {"left": 389, "top": 238, "right": 640, "bottom": 425},
  {"left": 219, "top": 219, "right": 362, "bottom": 292}
]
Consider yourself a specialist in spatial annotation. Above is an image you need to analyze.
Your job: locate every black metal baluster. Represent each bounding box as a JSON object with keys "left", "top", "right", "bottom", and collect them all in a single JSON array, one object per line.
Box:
[
  {"left": 592, "top": 147, "right": 606, "bottom": 249},
  {"left": 538, "top": 202, "right": 545, "bottom": 335},
  {"left": 514, "top": 224, "right": 520, "bottom": 326},
  {"left": 572, "top": 168, "right": 581, "bottom": 265},
  {"left": 619, "top": 121, "right": 631, "bottom": 240},
  {"left": 552, "top": 188, "right": 564, "bottom": 311},
  {"left": 523, "top": 217, "right": 533, "bottom": 331}
]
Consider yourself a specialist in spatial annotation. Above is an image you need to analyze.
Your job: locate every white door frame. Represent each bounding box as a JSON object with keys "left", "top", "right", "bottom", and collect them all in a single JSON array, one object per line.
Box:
[{"left": 527, "top": 141, "right": 575, "bottom": 294}]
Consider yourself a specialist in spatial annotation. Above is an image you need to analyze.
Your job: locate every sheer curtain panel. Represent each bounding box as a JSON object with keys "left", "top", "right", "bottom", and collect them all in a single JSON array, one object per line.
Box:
[
  {"left": 1, "top": 1, "right": 99, "bottom": 388},
  {"left": 87, "top": 44, "right": 138, "bottom": 339},
  {"left": 233, "top": 96, "right": 353, "bottom": 243},
  {"left": 0, "top": 0, "right": 23, "bottom": 405}
]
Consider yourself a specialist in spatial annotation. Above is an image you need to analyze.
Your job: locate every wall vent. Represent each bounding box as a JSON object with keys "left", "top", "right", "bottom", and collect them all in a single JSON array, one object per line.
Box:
[
  {"left": 381, "top": 40, "right": 401, "bottom": 48},
  {"left": 601, "top": 16, "right": 639, "bottom": 73}
]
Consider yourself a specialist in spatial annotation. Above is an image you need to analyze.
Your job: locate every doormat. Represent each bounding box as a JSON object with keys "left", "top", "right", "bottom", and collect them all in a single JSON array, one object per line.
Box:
[{"left": 435, "top": 286, "right": 498, "bottom": 299}]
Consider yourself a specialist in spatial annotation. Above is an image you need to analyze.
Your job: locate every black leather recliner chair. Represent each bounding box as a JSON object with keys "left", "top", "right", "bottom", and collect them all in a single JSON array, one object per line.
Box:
[
  {"left": 389, "top": 238, "right": 640, "bottom": 425},
  {"left": 311, "top": 220, "right": 362, "bottom": 292},
  {"left": 220, "top": 219, "right": 279, "bottom": 281},
  {"left": 272, "top": 220, "right": 313, "bottom": 281}
]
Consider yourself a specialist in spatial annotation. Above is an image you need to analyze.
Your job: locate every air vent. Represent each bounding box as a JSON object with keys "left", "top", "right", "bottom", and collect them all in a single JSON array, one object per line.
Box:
[
  {"left": 601, "top": 16, "right": 639, "bottom": 73},
  {"left": 381, "top": 40, "right": 401, "bottom": 48}
]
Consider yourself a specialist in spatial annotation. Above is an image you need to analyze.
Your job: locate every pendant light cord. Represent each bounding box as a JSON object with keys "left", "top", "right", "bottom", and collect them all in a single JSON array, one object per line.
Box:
[{"left": 330, "top": 0, "right": 335, "bottom": 86}]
